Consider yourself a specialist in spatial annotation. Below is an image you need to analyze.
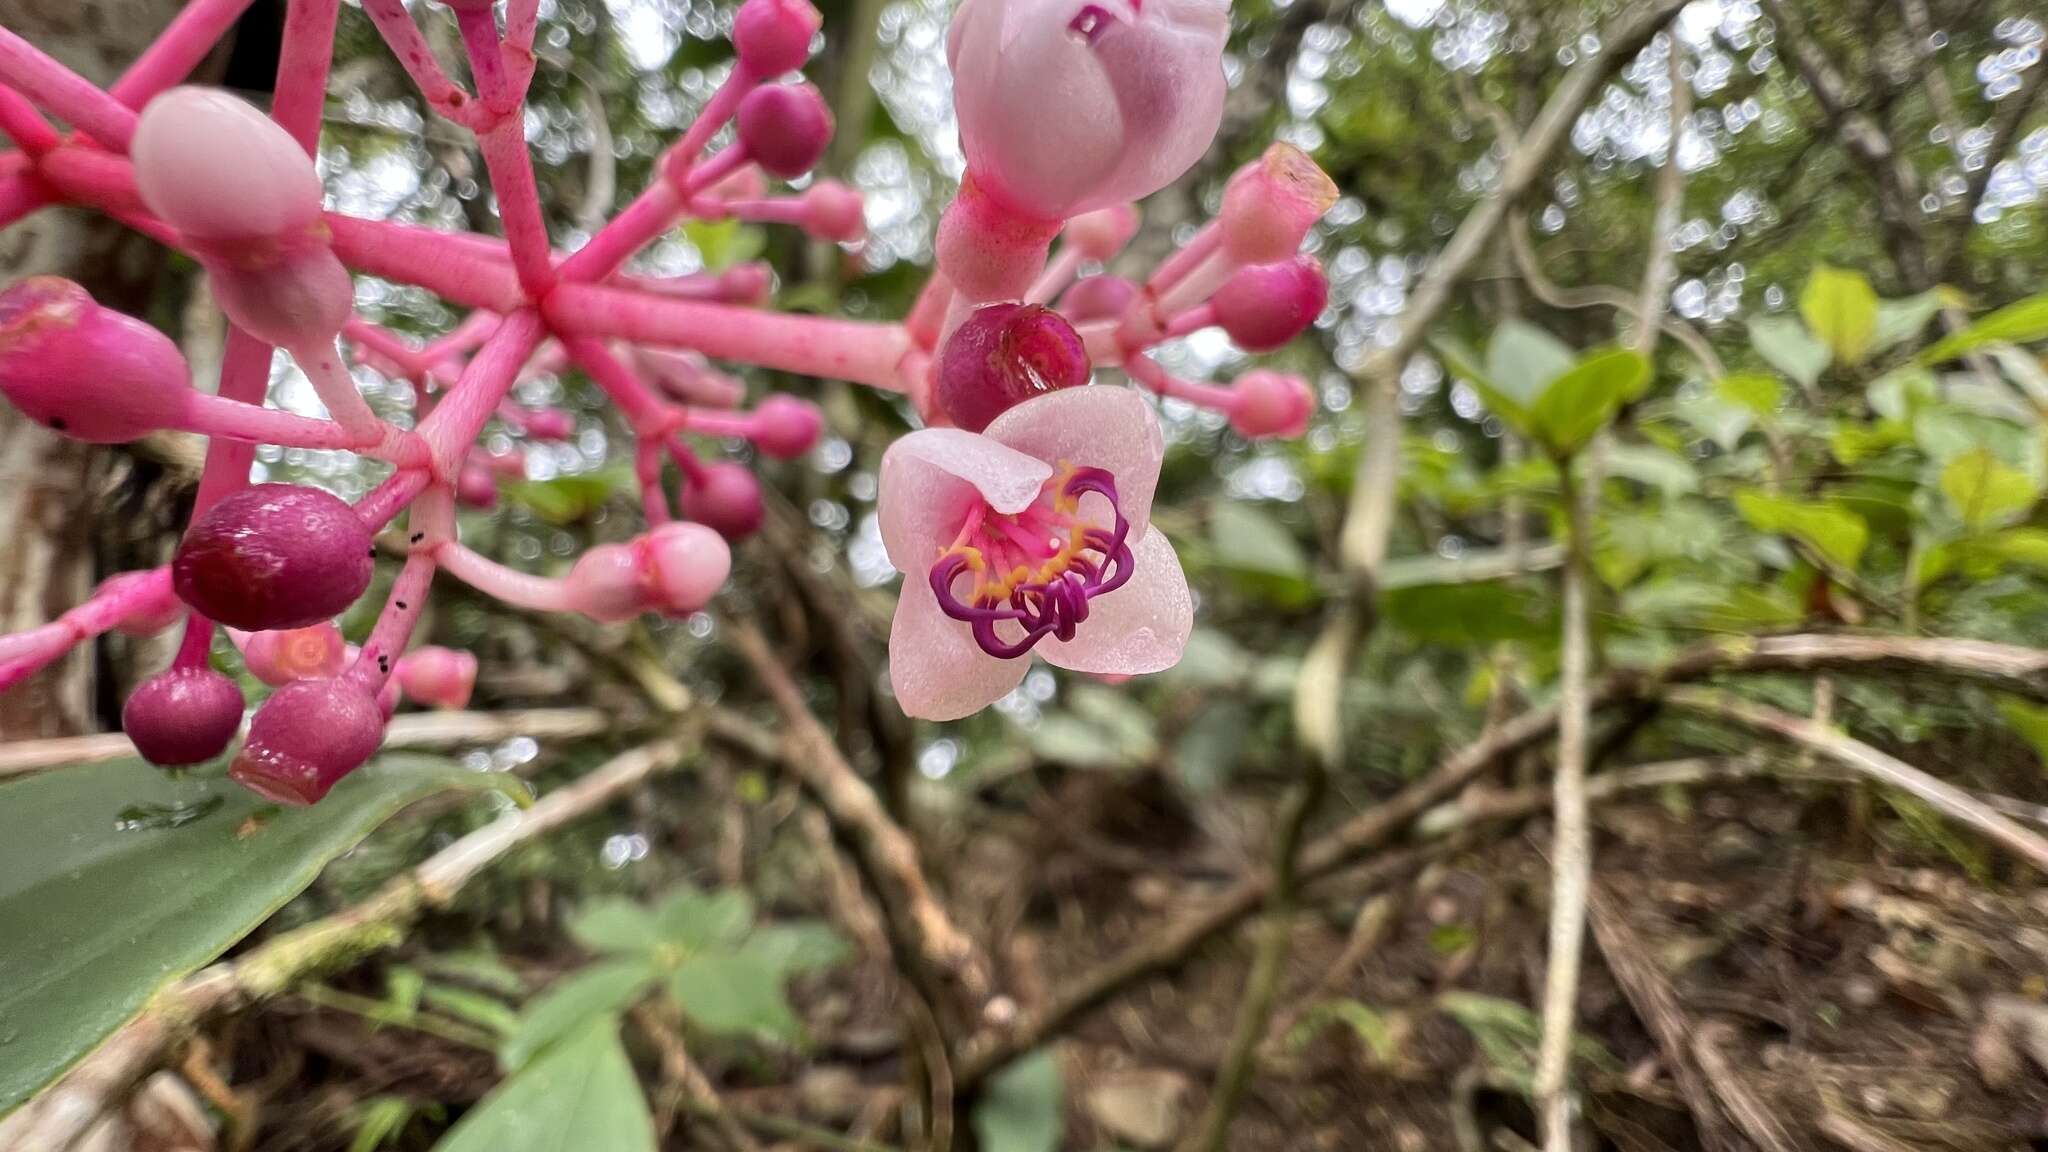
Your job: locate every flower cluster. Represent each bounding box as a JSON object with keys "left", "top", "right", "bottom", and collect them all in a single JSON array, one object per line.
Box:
[{"left": 0, "top": 0, "right": 1332, "bottom": 797}]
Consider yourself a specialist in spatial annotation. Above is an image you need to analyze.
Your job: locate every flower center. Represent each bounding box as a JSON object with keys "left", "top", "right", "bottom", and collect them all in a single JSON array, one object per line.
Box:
[{"left": 928, "top": 463, "right": 1135, "bottom": 659}]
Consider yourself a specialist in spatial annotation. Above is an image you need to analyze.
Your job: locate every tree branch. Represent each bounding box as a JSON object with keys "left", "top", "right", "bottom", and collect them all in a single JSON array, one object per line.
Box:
[{"left": 1945, "top": 59, "right": 2047, "bottom": 281}]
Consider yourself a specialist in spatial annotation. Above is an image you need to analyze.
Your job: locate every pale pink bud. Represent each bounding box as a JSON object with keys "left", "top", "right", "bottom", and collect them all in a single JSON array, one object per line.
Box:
[
  {"left": 395, "top": 646, "right": 478, "bottom": 710},
  {"left": 736, "top": 83, "right": 833, "bottom": 179},
  {"left": 1210, "top": 256, "right": 1327, "bottom": 352},
  {"left": 522, "top": 407, "right": 577, "bottom": 440},
  {"left": 751, "top": 394, "right": 823, "bottom": 459},
  {"left": 733, "top": 0, "right": 823, "bottom": 76},
  {"left": 683, "top": 461, "right": 765, "bottom": 539},
  {"left": 947, "top": 0, "right": 1228, "bottom": 219},
  {"left": 0, "top": 277, "right": 192, "bottom": 443},
  {"left": 718, "top": 262, "right": 775, "bottom": 306},
  {"left": 937, "top": 303, "right": 1091, "bottom": 432},
  {"left": 124, "top": 667, "right": 244, "bottom": 767},
  {"left": 207, "top": 246, "right": 354, "bottom": 347},
  {"left": 174, "top": 483, "right": 374, "bottom": 631},
  {"left": 644, "top": 522, "right": 732, "bottom": 614},
  {"left": 1228, "top": 370, "right": 1314, "bottom": 440},
  {"left": 457, "top": 462, "right": 501, "bottom": 508},
  {"left": 131, "top": 87, "right": 325, "bottom": 244},
  {"left": 243, "top": 622, "right": 347, "bottom": 685},
  {"left": 1065, "top": 204, "right": 1140, "bottom": 262},
  {"left": 1058, "top": 274, "right": 1139, "bottom": 325},
  {"left": 801, "top": 180, "right": 866, "bottom": 243},
  {"left": 1218, "top": 144, "right": 1338, "bottom": 266},
  {"left": 231, "top": 677, "right": 386, "bottom": 805},
  {"left": 563, "top": 542, "right": 648, "bottom": 623}
]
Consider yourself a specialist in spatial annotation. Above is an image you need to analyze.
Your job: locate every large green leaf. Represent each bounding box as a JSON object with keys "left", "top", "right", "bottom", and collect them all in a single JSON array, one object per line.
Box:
[
  {"left": 0, "top": 755, "right": 510, "bottom": 1115},
  {"left": 1919, "top": 293, "right": 2048, "bottom": 365},
  {"left": 1486, "top": 320, "right": 1576, "bottom": 410},
  {"left": 669, "top": 952, "right": 802, "bottom": 1040},
  {"left": 438, "top": 1018, "right": 654, "bottom": 1152},
  {"left": 1749, "top": 315, "right": 1830, "bottom": 390},
  {"left": 1940, "top": 448, "right": 2041, "bottom": 531},
  {"left": 1799, "top": 265, "right": 1880, "bottom": 364},
  {"left": 1530, "top": 348, "right": 1649, "bottom": 456},
  {"left": 501, "top": 959, "right": 661, "bottom": 1072},
  {"left": 1733, "top": 490, "right": 1869, "bottom": 571},
  {"left": 1209, "top": 501, "right": 1309, "bottom": 579},
  {"left": 652, "top": 887, "right": 754, "bottom": 952},
  {"left": 972, "top": 1050, "right": 1065, "bottom": 1152}
]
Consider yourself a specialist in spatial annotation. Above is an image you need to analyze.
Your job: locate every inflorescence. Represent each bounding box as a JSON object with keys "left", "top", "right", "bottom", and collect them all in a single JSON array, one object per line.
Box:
[{"left": 0, "top": 0, "right": 1334, "bottom": 798}]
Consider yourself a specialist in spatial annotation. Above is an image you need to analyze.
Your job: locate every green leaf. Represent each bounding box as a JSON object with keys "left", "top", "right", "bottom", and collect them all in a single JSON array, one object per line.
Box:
[
  {"left": 1602, "top": 442, "right": 1698, "bottom": 495},
  {"left": 1940, "top": 448, "right": 2040, "bottom": 530},
  {"left": 1486, "top": 320, "right": 1576, "bottom": 410},
  {"left": 439, "top": 1018, "right": 654, "bottom": 1152},
  {"left": 1999, "top": 698, "right": 2048, "bottom": 769},
  {"left": 1173, "top": 701, "right": 1249, "bottom": 793},
  {"left": 1800, "top": 264, "right": 1880, "bottom": 364},
  {"left": 1979, "top": 527, "right": 2048, "bottom": 570},
  {"left": 1384, "top": 580, "right": 1556, "bottom": 646},
  {"left": 1871, "top": 290, "right": 1945, "bottom": 353},
  {"left": 499, "top": 471, "right": 630, "bottom": 526},
  {"left": 0, "top": 755, "right": 509, "bottom": 1116},
  {"left": 1715, "top": 373, "right": 1783, "bottom": 420},
  {"left": 502, "top": 959, "right": 661, "bottom": 1071},
  {"left": 1209, "top": 502, "right": 1309, "bottom": 579},
  {"left": 669, "top": 952, "right": 801, "bottom": 1041},
  {"left": 1530, "top": 348, "right": 1649, "bottom": 456},
  {"left": 1284, "top": 999, "right": 1401, "bottom": 1063},
  {"left": 1750, "top": 315, "right": 1830, "bottom": 390},
  {"left": 1432, "top": 334, "right": 1530, "bottom": 433},
  {"left": 422, "top": 984, "right": 520, "bottom": 1038},
  {"left": 653, "top": 887, "right": 754, "bottom": 953},
  {"left": 1733, "top": 490, "right": 1869, "bottom": 571},
  {"left": 568, "top": 898, "right": 661, "bottom": 956},
  {"left": 972, "top": 1050, "right": 1065, "bottom": 1152},
  {"left": 740, "top": 923, "right": 851, "bottom": 975},
  {"left": 679, "top": 217, "right": 766, "bottom": 271},
  {"left": 1919, "top": 293, "right": 2048, "bottom": 365}
]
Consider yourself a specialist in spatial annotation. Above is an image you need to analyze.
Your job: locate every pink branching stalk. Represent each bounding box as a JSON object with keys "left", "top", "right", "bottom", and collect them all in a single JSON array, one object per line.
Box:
[{"left": 0, "top": 0, "right": 1331, "bottom": 795}]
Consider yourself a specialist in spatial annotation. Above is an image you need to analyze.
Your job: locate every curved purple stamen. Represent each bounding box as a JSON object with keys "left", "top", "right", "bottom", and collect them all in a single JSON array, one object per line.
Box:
[{"left": 929, "top": 467, "right": 1135, "bottom": 660}]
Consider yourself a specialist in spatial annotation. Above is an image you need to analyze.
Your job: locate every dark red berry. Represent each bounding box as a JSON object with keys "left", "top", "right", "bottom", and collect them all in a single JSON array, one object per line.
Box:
[
  {"left": 229, "top": 678, "right": 385, "bottom": 805},
  {"left": 173, "top": 483, "right": 373, "bottom": 631},
  {"left": 936, "top": 303, "right": 1090, "bottom": 432},
  {"left": 122, "top": 666, "right": 244, "bottom": 767}
]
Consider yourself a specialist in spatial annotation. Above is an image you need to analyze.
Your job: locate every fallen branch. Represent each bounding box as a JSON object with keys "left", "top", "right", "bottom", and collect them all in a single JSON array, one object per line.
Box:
[
  {"left": 0, "top": 707, "right": 618, "bottom": 780},
  {"left": 0, "top": 737, "right": 694, "bottom": 1152}
]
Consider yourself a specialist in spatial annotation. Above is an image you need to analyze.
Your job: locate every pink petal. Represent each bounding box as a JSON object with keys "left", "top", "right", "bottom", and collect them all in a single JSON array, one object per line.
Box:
[
  {"left": 984, "top": 385, "right": 1163, "bottom": 538},
  {"left": 1037, "top": 527, "right": 1190, "bottom": 675},
  {"left": 888, "top": 574, "right": 1030, "bottom": 720},
  {"left": 878, "top": 427, "right": 1053, "bottom": 572}
]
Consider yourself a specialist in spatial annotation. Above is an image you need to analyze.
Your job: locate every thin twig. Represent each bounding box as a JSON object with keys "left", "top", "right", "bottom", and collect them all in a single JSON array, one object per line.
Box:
[
  {"left": 0, "top": 738, "right": 694, "bottom": 1152},
  {"left": 632, "top": 1004, "right": 763, "bottom": 1152}
]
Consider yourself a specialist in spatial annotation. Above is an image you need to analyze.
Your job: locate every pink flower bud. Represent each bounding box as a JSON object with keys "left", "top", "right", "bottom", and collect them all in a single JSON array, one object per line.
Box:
[
  {"left": 1057, "top": 274, "right": 1139, "bottom": 325},
  {"left": 947, "top": 0, "right": 1228, "bottom": 219},
  {"left": 1065, "top": 205, "right": 1140, "bottom": 262},
  {"left": 174, "top": 483, "right": 374, "bottom": 631},
  {"left": 0, "top": 277, "right": 192, "bottom": 443},
  {"left": 243, "top": 622, "right": 347, "bottom": 685},
  {"left": 719, "top": 263, "right": 775, "bottom": 306},
  {"left": 131, "top": 87, "right": 325, "bottom": 244},
  {"left": 123, "top": 667, "right": 244, "bottom": 767},
  {"left": 936, "top": 303, "right": 1091, "bottom": 432},
  {"left": 1210, "top": 256, "right": 1327, "bottom": 352},
  {"left": 395, "top": 646, "right": 478, "bottom": 710},
  {"left": 801, "top": 180, "right": 866, "bottom": 243},
  {"left": 207, "top": 245, "right": 354, "bottom": 347},
  {"left": 750, "top": 394, "right": 823, "bottom": 459},
  {"left": 644, "top": 522, "right": 732, "bottom": 614},
  {"left": 563, "top": 542, "right": 647, "bottom": 623},
  {"left": 457, "top": 462, "right": 501, "bottom": 508},
  {"left": 230, "top": 677, "right": 386, "bottom": 805},
  {"left": 683, "top": 461, "right": 765, "bottom": 539},
  {"left": 736, "top": 83, "right": 833, "bottom": 179},
  {"left": 1218, "top": 144, "right": 1338, "bottom": 266},
  {"left": 522, "top": 407, "right": 577, "bottom": 440},
  {"left": 1228, "top": 370, "right": 1314, "bottom": 440},
  {"left": 733, "top": 0, "right": 823, "bottom": 76}
]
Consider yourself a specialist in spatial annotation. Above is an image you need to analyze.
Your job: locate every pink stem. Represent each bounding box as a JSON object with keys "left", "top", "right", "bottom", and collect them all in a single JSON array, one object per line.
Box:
[
  {"left": 636, "top": 438, "right": 672, "bottom": 524},
  {"left": 672, "top": 68, "right": 756, "bottom": 170},
  {"left": 0, "top": 85, "right": 59, "bottom": 153},
  {"left": 556, "top": 179, "right": 683, "bottom": 283},
  {"left": 110, "top": 0, "right": 260, "bottom": 108},
  {"left": 358, "top": 0, "right": 479, "bottom": 127},
  {"left": 435, "top": 539, "right": 576, "bottom": 613},
  {"left": 290, "top": 338, "right": 391, "bottom": 441},
  {"left": 344, "top": 487, "right": 453, "bottom": 692},
  {"left": 1148, "top": 247, "right": 1233, "bottom": 319},
  {"left": 327, "top": 215, "right": 526, "bottom": 310},
  {"left": 178, "top": 392, "right": 358, "bottom": 451},
  {"left": 1025, "top": 245, "right": 1084, "bottom": 305},
  {"left": 906, "top": 271, "right": 953, "bottom": 352},
  {"left": 418, "top": 308, "right": 548, "bottom": 470},
  {"left": 0, "top": 165, "right": 51, "bottom": 230},
  {"left": 170, "top": 611, "right": 216, "bottom": 671},
  {"left": 270, "top": 0, "right": 341, "bottom": 149},
  {"left": 456, "top": 5, "right": 554, "bottom": 296},
  {"left": 544, "top": 283, "right": 913, "bottom": 391},
  {"left": 0, "top": 568, "right": 175, "bottom": 692},
  {"left": 1163, "top": 303, "right": 1216, "bottom": 339},
  {"left": 1147, "top": 222, "right": 1219, "bottom": 295},
  {"left": 190, "top": 331, "right": 274, "bottom": 516},
  {"left": 680, "top": 407, "right": 756, "bottom": 439},
  {"left": 564, "top": 337, "right": 677, "bottom": 431},
  {"left": 343, "top": 317, "right": 426, "bottom": 375},
  {"left": 0, "top": 26, "right": 138, "bottom": 148},
  {"left": 1123, "top": 353, "right": 1235, "bottom": 410},
  {"left": 621, "top": 266, "right": 765, "bottom": 303},
  {"left": 358, "top": 467, "right": 434, "bottom": 531},
  {"left": 423, "top": 308, "right": 503, "bottom": 361}
]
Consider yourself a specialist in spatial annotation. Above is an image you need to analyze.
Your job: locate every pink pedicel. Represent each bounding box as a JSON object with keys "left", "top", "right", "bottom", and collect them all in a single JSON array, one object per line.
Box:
[
  {"left": 122, "top": 666, "right": 245, "bottom": 767},
  {"left": 683, "top": 461, "right": 767, "bottom": 539},
  {"left": 936, "top": 303, "right": 1091, "bottom": 433},
  {"left": 0, "top": 276, "right": 192, "bottom": 442},
  {"left": 732, "top": 0, "right": 823, "bottom": 77},
  {"left": 241, "top": 622, "right": 348, "bottom": 685},
  {"left": 879, "top": 386, "right": 1189, "bottom": 720},
  {"left": 947, "top": 0, "right": 1228, "bottom": 220},
  {"left": 230, "top": 677, "right": 387, "bottom": 806},
  {"left": 1210, "top": 256, "right": 1328, "bottom": 352},
  {"left": 735, "top": 83, "right": 833, "bottom": 178},
  {"left": 1058, "top": 275, "right": 1139, "bottom": 325},
  {"left": 173, "top": 483, "right": 375, "bottom": 631},
  {"left": 0, "top": 0, "right": 1329, "bottom": 764},
  {"left": 748, "top": 394, "right": 825, "bottom": 459},
  {"left": 1219, "top": 144, "right": 1341, "bottom": 266},
  {"left": 1228, "top": 369, "right": 1315, "bottom": 440},
  {"left": 395, "top": 646, "right": 478, "bottom": 710}
]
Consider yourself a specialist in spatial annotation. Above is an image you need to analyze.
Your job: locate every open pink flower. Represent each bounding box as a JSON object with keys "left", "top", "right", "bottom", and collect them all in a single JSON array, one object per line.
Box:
[{"left": 880, "top": 386, "right": 1191, "bottom": 720}]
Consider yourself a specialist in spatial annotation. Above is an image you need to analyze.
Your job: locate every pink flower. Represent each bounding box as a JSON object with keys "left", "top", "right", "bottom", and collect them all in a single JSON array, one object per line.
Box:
[
  {"left": 879, "top": 386, "right": 1191, "bottom": 720},
  {"left": 947, "top": 0, "right": 1229, "bottom": 220}
]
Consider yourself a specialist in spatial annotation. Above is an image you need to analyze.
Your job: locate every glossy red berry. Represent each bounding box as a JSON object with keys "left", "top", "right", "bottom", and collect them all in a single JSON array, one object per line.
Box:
[
  {"left": 736, "top": 83, "right": 832, "bottom": 179},
  {"left": 123, "top": 666, "right": 244, "bottom": 767},
  {"left": 683, "top": 461, "right": 766, "bottom": 539},
  {"left": 936, "top": 302, "right": 1090, "bottom": 432},
  {"left": 173, "top": 484, "right": 374, "bottom": 631},
  {"left": 229, "top": 678, "right": 385, "bottom": 805}
]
